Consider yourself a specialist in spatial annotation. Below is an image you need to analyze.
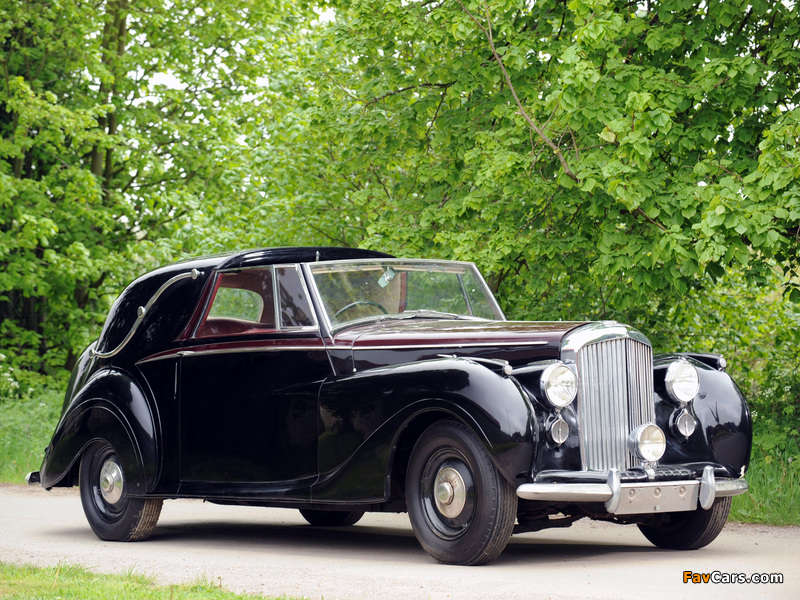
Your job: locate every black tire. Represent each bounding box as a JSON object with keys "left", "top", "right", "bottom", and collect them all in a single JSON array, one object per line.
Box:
[
  {"left": 637, "top": 496, "right": 732, "bottom": 550},
  {"left": 299, "top": 509, "right": 365, "bottom": 527},
  {"left": 405, "top": 420, "right": 517, "bottom": 565},
  {"left": 79, "top": 441, "right": 162, "bottom": 542}
]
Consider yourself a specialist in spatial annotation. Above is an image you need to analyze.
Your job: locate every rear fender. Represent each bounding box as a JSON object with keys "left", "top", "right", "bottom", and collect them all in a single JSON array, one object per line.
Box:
[{"left": 39, "top": 369, "right": 158, "bottom": 493}]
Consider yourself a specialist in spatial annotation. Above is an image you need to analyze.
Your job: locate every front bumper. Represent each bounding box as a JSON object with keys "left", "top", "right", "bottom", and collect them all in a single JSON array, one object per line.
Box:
[{"left": 517, "top": 466, "right": 748, "bottom": 515}]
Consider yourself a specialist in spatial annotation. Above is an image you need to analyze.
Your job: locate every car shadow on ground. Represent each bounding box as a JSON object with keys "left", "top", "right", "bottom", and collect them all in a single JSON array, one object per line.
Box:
[{"left": 74, "top": 517, "right": 659, "bottom": 566}]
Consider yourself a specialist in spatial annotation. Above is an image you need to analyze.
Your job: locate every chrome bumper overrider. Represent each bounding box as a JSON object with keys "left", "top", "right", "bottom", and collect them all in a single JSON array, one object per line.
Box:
[{"left": 516, "top": 466, "right": 749, "bottom": 515}]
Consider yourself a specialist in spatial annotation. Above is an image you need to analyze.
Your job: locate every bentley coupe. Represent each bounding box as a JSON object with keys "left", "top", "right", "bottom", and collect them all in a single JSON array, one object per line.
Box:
[{"left": 28, "top": 246, "right": 751, "bottom": 565}]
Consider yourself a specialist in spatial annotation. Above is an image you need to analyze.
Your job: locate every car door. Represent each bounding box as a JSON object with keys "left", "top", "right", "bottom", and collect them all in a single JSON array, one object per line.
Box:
[{"left": 178, "top": 264, "right": 329, "bottom": 497}]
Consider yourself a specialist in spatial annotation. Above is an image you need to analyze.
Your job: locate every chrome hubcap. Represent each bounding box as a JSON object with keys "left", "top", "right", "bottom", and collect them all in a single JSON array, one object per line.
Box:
[
  {"left": 434, "top": 467, "right": 466, "bottom": 519},
  {"left": 99, "top": 460, "right": 124, "bottom": 505}
]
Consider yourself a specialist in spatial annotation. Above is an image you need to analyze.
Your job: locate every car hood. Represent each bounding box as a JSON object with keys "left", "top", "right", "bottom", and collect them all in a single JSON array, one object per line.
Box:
[{"left": 332, "top": 319, "right": 589, "bottom": 371}]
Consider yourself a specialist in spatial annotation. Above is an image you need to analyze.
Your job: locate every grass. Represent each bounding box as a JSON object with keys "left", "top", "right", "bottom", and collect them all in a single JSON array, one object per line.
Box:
[
  {"left": 0, "top": 389, "right": 62, "bottom": 483},
  {"left": 2, "top": 383, "right": 798, "bottom": 526},
  {"left": 0, "top": 563, "right": 301, "bottom": 600},
  {"left": 730, "top": 450, "right": 800, "bottom": 526}
]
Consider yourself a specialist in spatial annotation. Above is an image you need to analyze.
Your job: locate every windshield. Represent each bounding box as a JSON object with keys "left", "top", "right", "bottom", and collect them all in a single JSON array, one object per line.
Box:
[{"left": 307, "top": 260, "right": 505, "bottom": 330}]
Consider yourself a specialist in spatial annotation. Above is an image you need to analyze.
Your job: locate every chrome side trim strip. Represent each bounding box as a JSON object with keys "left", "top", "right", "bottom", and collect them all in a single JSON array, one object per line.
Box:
[
  {"left": 347, "top": 341, "right": 547, "bottom": 351},
  {"left": 92, "top": 269, "right": 202, "bottom": 359},
  {"left": 137, "top": 345, "right": 326, "bottom": 364}
]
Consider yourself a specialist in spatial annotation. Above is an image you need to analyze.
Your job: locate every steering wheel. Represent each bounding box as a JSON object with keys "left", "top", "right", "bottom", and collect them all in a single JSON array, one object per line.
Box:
[{"left": 333, "top": 300, "right": 389, "bottom": 320}]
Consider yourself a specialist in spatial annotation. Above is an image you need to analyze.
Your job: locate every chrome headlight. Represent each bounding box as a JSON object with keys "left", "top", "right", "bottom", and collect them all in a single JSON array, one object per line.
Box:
[
  {"left": 665, "top": 359, "right": 699, "bottom": 405},
  {"left": 540, "top": 362, "right": 577, "bottom": 409},
  {"left": 628, "top": 423, "right": 666, "bottom": 462}
]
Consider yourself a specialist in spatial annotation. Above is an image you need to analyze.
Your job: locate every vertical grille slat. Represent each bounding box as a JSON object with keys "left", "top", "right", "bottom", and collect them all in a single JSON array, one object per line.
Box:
[{"left": 576, "top": 337, "right": 654, "bottom": 471}]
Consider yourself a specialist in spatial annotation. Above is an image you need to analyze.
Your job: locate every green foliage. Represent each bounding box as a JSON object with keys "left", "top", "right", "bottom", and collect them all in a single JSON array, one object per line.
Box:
[
  {"left": 277, "top": 0, "right": 800, "bottom": 321},
  {"left": 0, "top": 0, "right": 319, "bottom": 373},
  {"left": 0, "top": 563, "right": 301, "bottom": 600},
  {"left": 1, "top": 0, "right": 799, "bottom": 525},
  {"left": 0, "top": 382, "right": 62, "bottom": 482},
  {"left": 646, "top": 267, "right": 800, "bottom": 459},
  {"left": 731, "top": 451, "right": 800, "bottom": 526}
]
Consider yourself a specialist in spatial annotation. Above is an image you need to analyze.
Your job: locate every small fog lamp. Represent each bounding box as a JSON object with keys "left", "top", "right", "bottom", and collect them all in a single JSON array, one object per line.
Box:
[
  {"left": 629, "top": 424, "right": 666, "bottom": 463},
  {"left": 673, "top": 409, "right": 697, "bottom": 438},
  {"left": 549, "top": 417, "right": 570, "bottom": 446}
]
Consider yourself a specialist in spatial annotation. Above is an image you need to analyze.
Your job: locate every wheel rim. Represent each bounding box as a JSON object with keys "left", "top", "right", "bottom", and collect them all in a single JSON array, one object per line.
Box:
[
  {"left": 89, "top": 446, "right": 128, "bottom": 521},
  {"left": 99, "top": 459, "right": 124, "bottom": 505},
  {"left": 420, "top": 449, "right": 477, "bottom": 540},
  {"left": 434, "top": 467, "right": 467, "bottom": 519}
]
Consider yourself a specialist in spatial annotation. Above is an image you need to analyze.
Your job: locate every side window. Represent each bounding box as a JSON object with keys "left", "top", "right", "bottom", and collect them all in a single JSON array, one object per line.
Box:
[
  {"left": 208, "top": 288, "right": 263, "bottom": 321},
  {"left": 196, "top": 269, "right": 276, "bottom": 338},
  {"left": 276, "top": 265, "right": 315, "bottom": 328}
]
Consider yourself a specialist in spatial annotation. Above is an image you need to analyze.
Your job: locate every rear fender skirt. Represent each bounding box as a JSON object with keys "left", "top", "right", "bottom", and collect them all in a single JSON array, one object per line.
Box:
[{"left": 39, "top": 369, "right": 158, "bottom": 492}]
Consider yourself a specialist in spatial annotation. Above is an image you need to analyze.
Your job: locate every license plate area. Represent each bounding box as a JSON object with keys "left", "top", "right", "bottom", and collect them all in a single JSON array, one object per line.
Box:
[{"left": 613, "top": 481, "right": 700, "bottom": 515}]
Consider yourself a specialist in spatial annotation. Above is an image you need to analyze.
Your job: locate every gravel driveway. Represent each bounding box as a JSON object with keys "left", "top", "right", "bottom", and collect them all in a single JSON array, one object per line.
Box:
[{"left": 1, "top": 484, "right": 798, "bottom": 599}]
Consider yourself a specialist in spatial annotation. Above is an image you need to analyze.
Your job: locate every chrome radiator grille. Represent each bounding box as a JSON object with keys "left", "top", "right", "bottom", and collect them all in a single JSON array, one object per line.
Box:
[{"left": 576, "top": 337, "right": 654, "bottom": 471}]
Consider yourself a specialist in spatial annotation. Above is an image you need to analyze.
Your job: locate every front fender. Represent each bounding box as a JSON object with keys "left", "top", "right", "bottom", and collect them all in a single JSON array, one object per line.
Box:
[
  {"left": 39, "top": 368, "right": 158, "bottom": 493},
  {"left": 655, "top": 356, "right": 752, "bottom": 477},
  {"left": 312, "top": 358, "right": 536, "bottom": 502}
]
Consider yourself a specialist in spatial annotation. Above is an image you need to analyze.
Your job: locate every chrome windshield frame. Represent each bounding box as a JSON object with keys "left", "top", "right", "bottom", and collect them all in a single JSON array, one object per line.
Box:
[{"left": 303, "top": 258, "right": 506, "bottom": 335}]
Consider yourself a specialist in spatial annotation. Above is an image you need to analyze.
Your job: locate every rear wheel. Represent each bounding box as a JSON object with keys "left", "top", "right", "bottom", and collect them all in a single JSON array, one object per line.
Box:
[
  {"left": 299, "top": 509, "right": 365, "bottom": 527},
  {"left": 79, "top": 441, "right": 162, "bottom": 541},
  {"left": 637, "top": 496, "right": 732, "bottom": 550},
  {"left": 406, "top": 420, "right": 517, "bottom": 565}
]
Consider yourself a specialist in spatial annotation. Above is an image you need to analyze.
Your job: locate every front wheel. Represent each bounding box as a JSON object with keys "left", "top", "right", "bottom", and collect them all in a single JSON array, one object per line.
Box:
[
  {"left": 299, "top": 509, "right": 365, "bottom": 527},
  {"left": 79, "top": 441, "right": 162, "bottom": 541},
  {"left": 406, "top": 420, "right": 517, "bottom": 565},
  {"left": 637, "top": 496, "right": 732, "bottom": 550}
]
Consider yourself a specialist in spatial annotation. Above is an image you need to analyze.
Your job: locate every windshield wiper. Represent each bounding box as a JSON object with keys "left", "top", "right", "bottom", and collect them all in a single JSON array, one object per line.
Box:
[{"left": 400, "top": 310, "right": 464, "bottom": 320}]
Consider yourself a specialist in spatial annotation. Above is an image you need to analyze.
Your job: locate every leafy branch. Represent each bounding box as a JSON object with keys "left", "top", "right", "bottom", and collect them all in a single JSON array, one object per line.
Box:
[{"left": 455, "top": 0, "right": 578, "bottom": 182}]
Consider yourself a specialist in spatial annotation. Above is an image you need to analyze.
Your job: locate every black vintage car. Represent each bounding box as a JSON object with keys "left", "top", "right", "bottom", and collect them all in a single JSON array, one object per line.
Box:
[{"left": 28, "top": 247, "right": 751, "bottom": 565}]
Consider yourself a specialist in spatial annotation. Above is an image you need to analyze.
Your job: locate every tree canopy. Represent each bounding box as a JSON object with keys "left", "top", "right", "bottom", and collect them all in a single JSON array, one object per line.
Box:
[
  {"left": 1, "top": 0, "right": 799, "bottom": 374},
  {"left": 0, "top": 0, "right": 314, "bottom": 370},
  {"left": 275, "top": 0, "right": 799, "bottom": 322}
]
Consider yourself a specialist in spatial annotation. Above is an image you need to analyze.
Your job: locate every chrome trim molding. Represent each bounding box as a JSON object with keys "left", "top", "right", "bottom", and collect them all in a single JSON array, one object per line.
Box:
[
  {"left": 91, "top": 269, "right": 202, "bottom": 359},
  {"left": 137, "top": 344, "right": 326, "bottom": 364},
  {"left": 561, "top": 321, "right": 651, "bottom": 357},
  {"left": 349, "top": 341, "right": 547, "bottom": 351}
]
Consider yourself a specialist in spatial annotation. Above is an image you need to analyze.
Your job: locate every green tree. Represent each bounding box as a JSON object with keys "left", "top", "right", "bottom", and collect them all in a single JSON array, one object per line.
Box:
[
  {"left": 0, "top": 0, "right": 314, "bottom": 372},
  {"left": 277, "top": 0, "right": 799, "bottom": 322}
]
